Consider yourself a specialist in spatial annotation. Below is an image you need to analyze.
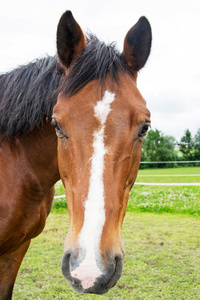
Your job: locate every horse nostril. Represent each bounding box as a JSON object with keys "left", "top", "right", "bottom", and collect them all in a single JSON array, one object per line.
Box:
[
  {"left": 106, "top": 255, "right": 123, "bottom": 289},
  {"left": 115, "top": 255, "right": 123, "bottom": 268},
  {"left": 115, "top": 256, "right": 123, "bottom": 275},
  {"left": 61, "top": 252, "right": 71, "bottom": 279}
]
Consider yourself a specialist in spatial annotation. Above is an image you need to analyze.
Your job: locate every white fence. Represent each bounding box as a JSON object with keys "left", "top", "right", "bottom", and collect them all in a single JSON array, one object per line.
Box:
[
  {"left": 138, "top": 160, "right": 200, "bottom": 186},
  {"left": 54, "top": 195, "right": 65, "bottom": 199},
  {"left": 137, "top": 174, "right": 200, "bottom": 177},
  {"left": 135, "top": 182, "right": 200, "bottom": 186},
  {"left": 140, "top": 160, "right": 200, "bottom": 164}
]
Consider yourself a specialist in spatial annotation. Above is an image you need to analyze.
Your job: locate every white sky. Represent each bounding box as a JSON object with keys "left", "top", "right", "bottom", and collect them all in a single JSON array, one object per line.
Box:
[{"left": 0, "top": 0, "right": 200, "bottom": 141}]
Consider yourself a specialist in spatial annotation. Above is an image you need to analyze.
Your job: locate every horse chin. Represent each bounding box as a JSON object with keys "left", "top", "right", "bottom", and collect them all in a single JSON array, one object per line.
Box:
[{"left": 61, "top": 252, "right": 123, "bottom": 294}]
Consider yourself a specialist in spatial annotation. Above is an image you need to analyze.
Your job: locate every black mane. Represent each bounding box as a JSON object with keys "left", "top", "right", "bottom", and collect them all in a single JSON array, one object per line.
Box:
[
  {"left": 0, "top": 56, "right": 63, "bottom": 139},
  {"left": 59, "top": 34, "right": 132, "bottom": 96}
]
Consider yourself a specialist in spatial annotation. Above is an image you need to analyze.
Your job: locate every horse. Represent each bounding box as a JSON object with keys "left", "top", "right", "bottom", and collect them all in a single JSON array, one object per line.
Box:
[
  {"left": 0, "top": 57, "right": 62, "bottom": 299},
  {"left": 52, "top": 11, "right": 152, "bottom": 295}
]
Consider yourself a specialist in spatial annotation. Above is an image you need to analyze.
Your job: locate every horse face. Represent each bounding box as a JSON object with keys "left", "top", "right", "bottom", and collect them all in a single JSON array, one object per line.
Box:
[
  {"left": 52, "top": 11, "right": 151, "bottom": 294},
  {"left": 53, "top": 77, "right": 150, "bottom": 293}
]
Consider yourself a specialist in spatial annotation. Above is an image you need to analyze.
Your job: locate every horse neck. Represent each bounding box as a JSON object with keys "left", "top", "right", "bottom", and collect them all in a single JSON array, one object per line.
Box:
[{"left": 17, "top": 122, "right": 60, "bottom": 190}]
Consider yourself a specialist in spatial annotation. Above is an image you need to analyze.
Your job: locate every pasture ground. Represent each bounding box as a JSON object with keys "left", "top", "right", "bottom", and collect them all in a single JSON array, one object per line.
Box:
[
  {"left": 13, "top": 167, "right": 200, "bottom": 299},
  {"left": 136, "top": 166, "right": 200, "bottom": 183}
]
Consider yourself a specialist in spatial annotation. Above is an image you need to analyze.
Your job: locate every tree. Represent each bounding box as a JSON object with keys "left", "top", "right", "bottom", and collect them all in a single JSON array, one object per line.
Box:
[
  {"left": 180, "top": 129, "right": 194, "bottom": 160},
  {"left": 194, "top": 128, "right": 200, "bottom": 160},
  {"left": 141, "top": 129, "right": 177, "bottom": 167}
]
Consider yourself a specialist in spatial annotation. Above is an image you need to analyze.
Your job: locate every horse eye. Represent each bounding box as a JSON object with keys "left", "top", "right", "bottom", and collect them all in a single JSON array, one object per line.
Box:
[
  {"left": 51, "top": 119, "right": 64, "bottom": 138},
  {"left": 138, "top": 123, "right": 151, "bottom": 138},
  {"left": 141, "top": 124, "right": 149, "bottom": 134}
]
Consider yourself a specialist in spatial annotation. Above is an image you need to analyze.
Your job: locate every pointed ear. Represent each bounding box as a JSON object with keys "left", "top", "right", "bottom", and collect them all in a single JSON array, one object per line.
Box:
[
  {"left": 122, "top": 16, "right": 152, "bottom": 72},
  {"left": 57, "top": 11, "right": 86, "bottom": 68}
]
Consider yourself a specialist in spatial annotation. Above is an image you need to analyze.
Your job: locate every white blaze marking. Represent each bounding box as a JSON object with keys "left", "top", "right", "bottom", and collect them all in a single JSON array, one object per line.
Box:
[{"left": 71, "top": 91, "right": 115, "bottom": 289}]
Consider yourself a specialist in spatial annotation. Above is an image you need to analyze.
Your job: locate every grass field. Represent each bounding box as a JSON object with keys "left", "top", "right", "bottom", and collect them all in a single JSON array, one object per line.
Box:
[
  {"left": 131, "top": 167, "right": 200, "bottom": 215},
  {"left": 136, "top": 167, "right": 200, "bottom": 183},
  {"left": 13, "top": 167, "right": 200, "bottom": 299}
]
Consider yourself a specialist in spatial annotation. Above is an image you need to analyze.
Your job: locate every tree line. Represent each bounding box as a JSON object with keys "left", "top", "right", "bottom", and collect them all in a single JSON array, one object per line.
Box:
[{"left": 141, "top": 128, "right": 200, "bottom": 168}]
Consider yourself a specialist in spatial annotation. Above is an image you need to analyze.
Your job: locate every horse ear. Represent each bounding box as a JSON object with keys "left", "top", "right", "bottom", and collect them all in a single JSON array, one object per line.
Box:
[
  {"left": 57, "top": 11, "right": 86, "bottom": 68},
  {"left": 122, "top": 16, "right": 152, "bottom": 72}
]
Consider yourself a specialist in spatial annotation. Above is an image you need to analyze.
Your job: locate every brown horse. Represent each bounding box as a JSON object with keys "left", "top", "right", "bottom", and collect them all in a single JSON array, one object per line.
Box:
[
  {"left": 0, "top": 57, "right": 62, "bottom": 299},
  {"left": 52, "top": 11, "right": 152, "bottom": 294}
]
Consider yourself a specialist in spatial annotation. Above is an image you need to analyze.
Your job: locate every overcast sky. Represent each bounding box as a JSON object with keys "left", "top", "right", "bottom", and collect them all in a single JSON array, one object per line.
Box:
[{"left": 0, "top": 0, "right": 200, "bottom": 141}]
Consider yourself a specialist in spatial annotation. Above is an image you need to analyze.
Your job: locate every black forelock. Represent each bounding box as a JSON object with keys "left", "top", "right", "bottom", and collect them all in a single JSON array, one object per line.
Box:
[
  {"left": 0, "top": 56, "right": 63, "bottom": 140},
  {"left": 59, "top": 34, "right": 132, "bottom": 97}
]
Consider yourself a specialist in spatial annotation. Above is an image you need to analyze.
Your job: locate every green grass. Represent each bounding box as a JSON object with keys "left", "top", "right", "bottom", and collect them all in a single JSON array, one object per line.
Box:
[
  {"left": 136, "top": 167, "right": 200, "bottom": 183},
  {"left": 131, "top": 167, "right": 200, "bottom": 215},
  {"left": 138, "top": 167, "right": 200, "bottom": 175},
  {"left": 14, "top": 212, "right": 200, "bottom": 299},
  {"left": 129, "top": 186, "right": 200, "bottom": 215}
]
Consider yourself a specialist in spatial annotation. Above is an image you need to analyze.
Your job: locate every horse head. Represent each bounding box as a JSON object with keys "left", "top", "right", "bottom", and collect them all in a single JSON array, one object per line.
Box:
[{"left": 52, "top": 11, "right": 151, "bottom": 294}]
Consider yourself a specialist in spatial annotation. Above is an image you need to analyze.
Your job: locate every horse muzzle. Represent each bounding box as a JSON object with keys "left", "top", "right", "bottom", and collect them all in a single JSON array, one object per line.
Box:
[{"left": 61, "top": 250, "right": 123, "bottom": 294}]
